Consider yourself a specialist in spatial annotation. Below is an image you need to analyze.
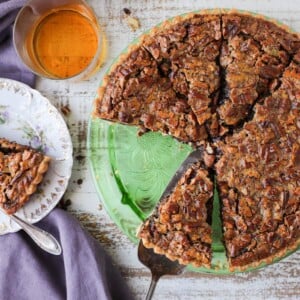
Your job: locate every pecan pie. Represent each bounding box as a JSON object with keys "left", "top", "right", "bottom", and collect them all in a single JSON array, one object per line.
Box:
[
  {"left": 93, "top": 10, "right": 300, "bottom": 270},
  {"left": 0, "top": 138, "right": 50, "bottom": 214}
]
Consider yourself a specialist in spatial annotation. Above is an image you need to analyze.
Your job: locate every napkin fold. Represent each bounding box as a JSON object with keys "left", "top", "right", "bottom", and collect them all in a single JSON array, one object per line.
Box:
[
  {"left": 0, "top": 0, "right": 35, "bottom": 86},
  {"left": 0, "top": 209, "right": 132, "bottom": 300}
]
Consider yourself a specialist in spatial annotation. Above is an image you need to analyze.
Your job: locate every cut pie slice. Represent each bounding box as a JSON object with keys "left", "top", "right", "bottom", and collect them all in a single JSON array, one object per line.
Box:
[
  {"left": 94, "top": 43, "right": 209, "bottom": 144},
  {"left": 93, "top": 15, "right": 225, "bottom": 144},
  {"left": 144, "top": 14, "right": 222, "bottom": 137},
  {"left": 218, "top": 13, "right": 299, "bottom": 126},
  {"left": 0, "top": 138, "right": 51, "bottom": 215},
  {"left": 138, "top": 161, "right": 213, "bottom": 267}
]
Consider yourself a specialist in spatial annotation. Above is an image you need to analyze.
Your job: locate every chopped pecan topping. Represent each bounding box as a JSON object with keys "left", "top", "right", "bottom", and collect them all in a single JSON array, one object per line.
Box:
[{"left": 0, "top": 138, "right": 50, "bottom": 214}]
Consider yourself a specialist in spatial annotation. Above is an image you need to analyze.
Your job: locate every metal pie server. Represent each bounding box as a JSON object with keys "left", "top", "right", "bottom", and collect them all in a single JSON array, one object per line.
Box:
[
  {"left": 138, "top": 148, "right": 203, "bottom": 300},
  {"left": 158, "top": 147, "right": 203, "bottom": 201}
]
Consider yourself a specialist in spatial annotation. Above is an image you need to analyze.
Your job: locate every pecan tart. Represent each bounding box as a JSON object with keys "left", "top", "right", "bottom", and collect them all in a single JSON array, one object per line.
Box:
[
  {"left": 0, "top": 138, "right": 50, "bottom": 215},
  {"left": 94, "top": 10, "right": 300, "bottom": 270}
]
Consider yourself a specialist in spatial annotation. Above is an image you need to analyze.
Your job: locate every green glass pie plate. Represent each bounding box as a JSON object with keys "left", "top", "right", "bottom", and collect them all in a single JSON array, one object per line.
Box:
[
  {"left": 87, "top": 10, "right": 299, "bottom": 274},
  {"left": 87, "top": 119, "right": 299, "bottom": 274}
]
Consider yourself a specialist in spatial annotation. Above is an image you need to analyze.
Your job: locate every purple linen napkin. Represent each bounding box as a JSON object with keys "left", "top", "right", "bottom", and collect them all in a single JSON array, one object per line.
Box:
[
  {"left": 0, "top": 209, "right": 132, "bottom": 300},
  {"left": 0, "top": 0, "right": 35, "bottom": 86}
]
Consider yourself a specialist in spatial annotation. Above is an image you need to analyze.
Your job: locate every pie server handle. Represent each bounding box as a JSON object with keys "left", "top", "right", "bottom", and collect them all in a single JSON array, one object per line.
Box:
[{"left": 9, "top": 213, "right": 62, "bottom": 256}]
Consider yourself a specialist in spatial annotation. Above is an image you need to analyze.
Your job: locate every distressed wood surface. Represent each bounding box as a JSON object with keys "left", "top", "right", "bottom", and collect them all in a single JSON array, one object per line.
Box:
[{"left": 36, "top": 0, "right": 300, "bottom": 299}]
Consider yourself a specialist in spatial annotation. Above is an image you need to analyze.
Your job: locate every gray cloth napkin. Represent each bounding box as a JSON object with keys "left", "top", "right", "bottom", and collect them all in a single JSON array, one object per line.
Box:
[
  {"left": 0, "top": 209, "right": 132, "bottom": 300},
  {"left": 0, "top": 0, "right": 35, "bottom": 86}
]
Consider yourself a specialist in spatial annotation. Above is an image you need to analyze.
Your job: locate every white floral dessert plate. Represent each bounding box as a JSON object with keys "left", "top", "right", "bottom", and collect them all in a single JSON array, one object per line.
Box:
[{"left": 0, "top": 78, "right": 73, "bottom": 234}]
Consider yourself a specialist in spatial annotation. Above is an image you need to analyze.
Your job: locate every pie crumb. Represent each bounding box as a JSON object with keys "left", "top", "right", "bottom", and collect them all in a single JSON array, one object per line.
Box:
[
  {"left": 60, "top": 104, "right": 71, "bottom": 116},
  {"left": 123, "top": 11, "right": 140, "bottom": 32}
]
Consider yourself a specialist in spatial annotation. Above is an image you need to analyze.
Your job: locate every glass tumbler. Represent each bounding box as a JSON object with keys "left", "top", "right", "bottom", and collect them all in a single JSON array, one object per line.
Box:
[{"left": 13, "top": 0, "right": 106, "bottom": 80}]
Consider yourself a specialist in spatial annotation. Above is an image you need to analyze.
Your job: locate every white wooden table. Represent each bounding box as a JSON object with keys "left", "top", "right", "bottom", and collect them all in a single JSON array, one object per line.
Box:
[{"left": 36, "top": 0, "right": 300, "bottom": 299}]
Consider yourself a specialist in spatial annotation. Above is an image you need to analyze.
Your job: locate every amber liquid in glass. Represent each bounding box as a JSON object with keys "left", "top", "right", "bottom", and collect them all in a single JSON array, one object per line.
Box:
[{"left": 26, "top": 5, "right": 102, "bottom": 79}]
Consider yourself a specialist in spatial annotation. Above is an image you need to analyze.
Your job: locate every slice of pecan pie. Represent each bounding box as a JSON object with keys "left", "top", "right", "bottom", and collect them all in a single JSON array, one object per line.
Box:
[
  {"left": 138, "top": 162, "right": 213, "bottom": 267},
  {"left": 93, "top": 14, "right": 225, "bottom": 144},
  {"left": 218, "top": 14, "right": 298, "bottom": 126},
  {"left": 0, "top": 138, "right": 51, "bottom": 215}
]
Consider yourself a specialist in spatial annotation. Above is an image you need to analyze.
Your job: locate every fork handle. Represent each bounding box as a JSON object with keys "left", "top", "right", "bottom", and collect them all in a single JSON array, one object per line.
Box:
[
  {"left": 10, "top": 214, "right": 62, "bottom": 256},
  {"left": 145, "top": 274, "right": 160, "bottom": 300}
]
